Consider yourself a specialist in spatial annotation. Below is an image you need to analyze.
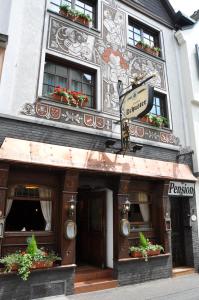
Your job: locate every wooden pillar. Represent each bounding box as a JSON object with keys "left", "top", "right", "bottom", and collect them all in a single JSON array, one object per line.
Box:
[
  {"left": 60, "top": 169, "right": 79, "bottom": 265},
  {"left": 0, "top": 163, "right": 9, "bottom": 256},
  {"left": 116, "top": 175, "right": 131, "bottom": 259},
  {"left": 153, "top": 180, "right": 170, "bottom": 253}
]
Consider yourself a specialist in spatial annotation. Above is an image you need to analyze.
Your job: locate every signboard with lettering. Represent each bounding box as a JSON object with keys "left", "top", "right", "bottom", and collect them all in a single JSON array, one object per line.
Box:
[
  {"left": 168, "top": 181, "right": 195, "bottom": 197},
  {"left": 122, "top": 85, "right": 154, "bottom": 119}
]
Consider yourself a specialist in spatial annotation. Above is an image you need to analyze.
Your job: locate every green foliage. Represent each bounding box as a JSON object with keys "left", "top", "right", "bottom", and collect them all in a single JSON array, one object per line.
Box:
[
  {"left": 60, "top": 5, "right": 92, "bottom": 22},
  {"left": 147, "top": 113, "right": 168, "bottom": 128},
  {"left": 129, "top": 232, "right": 164, "bottom": 261},
  {"left": 26, "top": 235, "right": 38, "bottom": 256},
  {"left": 139, "top": 232, "right": 149, "bottom": 248},
  {"left": 0, "top": 236, "right": 61, "bottom": 281},
  {"left": 136, "top": 41, "right": 161, "bottom": 54}
]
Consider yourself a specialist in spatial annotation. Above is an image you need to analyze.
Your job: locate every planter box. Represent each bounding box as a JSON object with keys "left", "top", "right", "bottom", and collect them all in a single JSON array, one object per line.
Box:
[
  {"left": 135, "top": 43, "right": 160, "bottom": 57},
  {"left": 31, "top": 260, "right": 54, "bottom": 269},
  {"left": 59, "top": 10, "right": 89, "bottom": 27},
  {"left": 130, "top": 251, "right": 143, "bottom": 258}
]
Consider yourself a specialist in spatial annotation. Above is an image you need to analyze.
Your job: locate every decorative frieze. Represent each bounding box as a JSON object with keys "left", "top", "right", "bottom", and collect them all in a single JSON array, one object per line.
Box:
[{"left": 21, "top": 101, "right": 179, "bottom": 145}]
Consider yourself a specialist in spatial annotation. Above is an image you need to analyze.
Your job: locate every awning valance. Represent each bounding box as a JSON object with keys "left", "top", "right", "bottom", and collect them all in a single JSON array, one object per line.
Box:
[{"left": 0, "top": 138, "right": 196, "bottom": 181}]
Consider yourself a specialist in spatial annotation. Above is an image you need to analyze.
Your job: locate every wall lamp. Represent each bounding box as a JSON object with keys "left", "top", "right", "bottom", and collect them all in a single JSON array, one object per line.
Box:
[
  {"left": 68, "top": 195, "right": 77, "bottom": 218},
  {"left": 121, "top": 197, "right": 131, "bottom": 217}
]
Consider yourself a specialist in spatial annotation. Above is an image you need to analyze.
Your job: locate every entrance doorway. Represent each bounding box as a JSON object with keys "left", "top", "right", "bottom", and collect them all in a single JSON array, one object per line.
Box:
[
  {"left": 170, "top": 197, "right": 193, "bottom": 267},
  {"left": 76, "top": 190, "right": 108, "bottom": 268}
]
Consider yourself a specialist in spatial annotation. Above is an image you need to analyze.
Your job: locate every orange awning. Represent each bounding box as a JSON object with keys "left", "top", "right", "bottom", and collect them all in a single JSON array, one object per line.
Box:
[{"left": 0, "top": 137, "right": 196, "bottom": 181}]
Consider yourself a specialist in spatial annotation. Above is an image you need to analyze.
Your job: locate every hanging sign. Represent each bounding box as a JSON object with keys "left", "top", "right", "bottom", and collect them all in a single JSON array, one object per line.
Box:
[
  {"left": 168, "top": 181, "right": 195, "bottom": 197},
  {"left": 122, "top": 85, "right": 154, "bottom": 119}
]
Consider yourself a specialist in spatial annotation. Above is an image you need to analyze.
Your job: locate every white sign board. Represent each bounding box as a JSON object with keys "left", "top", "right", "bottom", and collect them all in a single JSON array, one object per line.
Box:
[
  {"left": 122, "top": 85, "right": 153, "bottom": 119},
  {"left": 168, "top": 181, "right": 195, "bottom": 197}
]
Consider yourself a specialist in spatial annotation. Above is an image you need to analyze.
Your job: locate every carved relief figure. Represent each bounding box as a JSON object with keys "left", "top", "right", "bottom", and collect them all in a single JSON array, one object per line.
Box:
[{"left": 56, "top": 26, "right": 94, "bottom": 60}]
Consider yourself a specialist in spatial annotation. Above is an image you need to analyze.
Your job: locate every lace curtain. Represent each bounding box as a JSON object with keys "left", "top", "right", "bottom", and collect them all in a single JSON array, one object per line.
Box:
[
  {"left": 39, "top": 187, "right": 52, "bottom": 231},
  {"left": 138, "top": 192, "right": 150, "bottom": 222},
  {"left": 5, "top": 185, "right": 16, "bottom": 217}
]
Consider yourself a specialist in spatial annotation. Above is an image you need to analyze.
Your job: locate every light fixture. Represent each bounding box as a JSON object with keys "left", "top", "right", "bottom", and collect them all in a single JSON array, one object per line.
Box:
[
  {"left": 0, "top": 217, "right": 5, "bottom": 238},
  {"left": 68, "top": 195, "right": 77, "bottom": 218},
  {"left": 121, "top": 197, "right": 131, "bottom": 217}
]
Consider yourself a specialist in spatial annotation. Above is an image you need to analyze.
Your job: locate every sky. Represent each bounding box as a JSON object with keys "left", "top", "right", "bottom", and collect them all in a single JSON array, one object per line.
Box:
[{"left": 169, "top": 0, "right": 198, "bottom": 17}]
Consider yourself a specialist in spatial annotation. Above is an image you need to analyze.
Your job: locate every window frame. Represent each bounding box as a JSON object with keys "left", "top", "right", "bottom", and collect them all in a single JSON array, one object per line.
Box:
[
  {"left": 128, "top": 17, "right": 161, "bottom": 54},
  {"left": 5, "top": 185, "right": 54, "bottom": 234},
  {"left": 128, "top": 192, "right": 152, "bottom": 232},
  {"left": 49, "top": 0, "right": 97, "bottom": 28},
  {"left": 151, "top": 92, "right": 168, "bottom": 118},
  {"left": 43, "top": 58, "right": 97, "bottom": 109}
]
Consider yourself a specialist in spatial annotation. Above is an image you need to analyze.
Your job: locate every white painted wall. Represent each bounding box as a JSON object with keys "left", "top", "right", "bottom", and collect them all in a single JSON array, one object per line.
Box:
[
  {"left": 0, "top": 0, "right": 188, "bottom": 151},
  {"left": 175, "top": 22, "right": 199, "bottom": 173},
  {"left": 0, "top": 0, "right": 46, "bottom": 113}
]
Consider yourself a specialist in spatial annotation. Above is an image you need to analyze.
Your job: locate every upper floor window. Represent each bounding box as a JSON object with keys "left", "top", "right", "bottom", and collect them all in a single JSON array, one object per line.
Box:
[
  {"left": 43, "top": 60, "right": 96, "bottom": 108},
  {"left": 128, "top": 18, "right": 161, "bottom": 57},
  {"left": 151, "top": 93, "right": 167, "bottom": 118},
  {"left": 139, "top": 92, "right": 168, "bottom": 128},
  {"left": 49, "top": 0, "right": 96, "bottom": 27}
]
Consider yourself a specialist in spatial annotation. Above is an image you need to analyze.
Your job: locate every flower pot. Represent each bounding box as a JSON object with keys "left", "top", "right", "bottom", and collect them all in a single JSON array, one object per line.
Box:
[
  {"left": 147, "top": 249, "right": 161, "bottom": 256},
  {"left": 59, "top": 10, "right": 89, "bottom": 27},
  {"left": 31, "top": 261, "right": 53, "bottom": 269},
  {"left": 52, "top": 94, "right": 61, "bottom": 102},
  {"left": 130, "top": 251, "right": 143, "bottom": 258},
  {"left": 11, "top": 263, "right": 19, "bottom": 271},
  {"left": 135, "top": 43, "right": 144, "bottom": 50}
]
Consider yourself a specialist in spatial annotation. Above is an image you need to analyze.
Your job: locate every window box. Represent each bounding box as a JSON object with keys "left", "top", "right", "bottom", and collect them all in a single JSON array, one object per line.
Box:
[
  {"left": 59, "top": 5, "right": 92, "bottom": 27},
  {"left": 135, "top": 42, "right": 160, "bottom": 57},
  {"left": 0, "top": 235, "right": 61, "bottom": 281},
  {"left": 50, "top": 86, "right": 89, "bottom": 108},
  {"left": 129, "top": 232, "right": 164, "bottom": 261},
  {"left": 139, "top": 113, "right": 168, "bottom": 128}
]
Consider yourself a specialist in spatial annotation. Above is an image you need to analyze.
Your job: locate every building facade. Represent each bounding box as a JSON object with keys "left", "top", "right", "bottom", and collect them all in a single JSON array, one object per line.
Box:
[{"left": 0, "top": 0, "right": 198, "bottom": 298}]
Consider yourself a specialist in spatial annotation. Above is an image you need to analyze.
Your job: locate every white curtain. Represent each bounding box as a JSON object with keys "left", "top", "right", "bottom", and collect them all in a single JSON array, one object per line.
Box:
[
  {"left": 39, "top": 187, "right": 52, "bottom": 231},
  {"left": 5, "top": 185, "right": 16, "bottom": 217},
  {"left": 138, "top": 192, "right": 150, "bottom": 222}
]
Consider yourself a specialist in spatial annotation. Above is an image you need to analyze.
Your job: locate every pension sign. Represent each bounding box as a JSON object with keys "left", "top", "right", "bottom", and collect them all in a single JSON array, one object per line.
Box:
[
  {"left": 168, "top": 181, "right": 195, "bottom": 197},
  {"left": 122, "top": 85, "right": 154, "bottom": 119}
]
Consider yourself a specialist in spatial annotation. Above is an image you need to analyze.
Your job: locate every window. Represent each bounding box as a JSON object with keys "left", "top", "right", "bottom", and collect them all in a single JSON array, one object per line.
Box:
[
  {"left": 49, "top": 0, "right": 96, "bottom": 27},
  {"left": 5, "top": 185, "right": 52, "bottom": 232},
  {"left": 128, "top": 19, "right": 160, "bottom": 49},
  {"left": 128, "top": 192, "right": 152, "bottom": 230},
  {"left": 43, "top": 60, "right": 96, "bottom": 108},
  {"left": 150, "top": 93, "right": 167, "bottom": 119}
]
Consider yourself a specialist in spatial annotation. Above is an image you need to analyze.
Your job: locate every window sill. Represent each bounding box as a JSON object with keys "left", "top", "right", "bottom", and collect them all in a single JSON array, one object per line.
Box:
[
  {"left": 134, "top": 119, "right": 172, "bottom": 132},
  {"left": 127, "top": 43, "right": 165, "bottom": 62},
  {"left": 118, "top": 253, "right": 171, "bottom": 262},
  {"left": 5, "top": 231, "right": 54, "bottom": 237},
  {"left": 38, "top": 96, "right": 98, "bottom": 113},
  {"left": 47, "top": 9, "right": 100, "bottom": 33}
]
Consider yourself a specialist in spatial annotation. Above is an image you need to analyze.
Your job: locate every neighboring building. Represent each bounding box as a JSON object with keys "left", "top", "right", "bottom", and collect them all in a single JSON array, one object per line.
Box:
[
  {"left": 175, "top": 8, "right": 199, "bottom": 260},
  {"left": 0, "top": 0, "right": 198, "bottom": 298}
]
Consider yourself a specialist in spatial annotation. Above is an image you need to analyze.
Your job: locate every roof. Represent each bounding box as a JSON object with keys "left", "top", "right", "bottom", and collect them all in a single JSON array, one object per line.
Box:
[{"left": 0, "top": 138, "right": 196, "bottom": 182}]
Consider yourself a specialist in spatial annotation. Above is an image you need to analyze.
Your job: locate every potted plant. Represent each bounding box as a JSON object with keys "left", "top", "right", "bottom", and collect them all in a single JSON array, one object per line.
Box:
[
  {"left": 129, "top": 232, "right": 164, "bottom": 261},
  {"left": 50, "top": 86, "right": 88, "bottom": 108},
  {"left": 135, "top": 41, "right": 161, "bottom": 57},
  {"left": 140, "top": 113, "right": 168, "bottom": 128},
  {"left": 0, "top": 235, "right": 61, "bottom": 280},
  {"left": 59, "top": 5, "right": 92, "bottom": 27},
  {"left": 148, "top": 113, "right": 168, "bottom": 128}
]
